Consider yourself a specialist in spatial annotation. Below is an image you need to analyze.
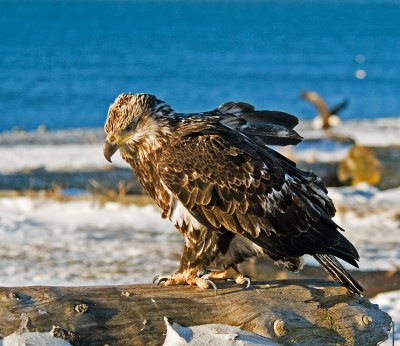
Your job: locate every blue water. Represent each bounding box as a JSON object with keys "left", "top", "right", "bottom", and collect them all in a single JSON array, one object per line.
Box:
[{"left": 0, "top": 0, "right": 399, "bottom": 131}]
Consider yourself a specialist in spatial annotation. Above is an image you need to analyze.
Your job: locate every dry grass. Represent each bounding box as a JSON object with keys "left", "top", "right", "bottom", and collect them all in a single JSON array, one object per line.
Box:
[
  {"left": 24, "top": 184, "right": 67, "bottom": 202},
  {"left": 89, "top": 179, "right": 131, "bottom": 205},
  {"left": 392, "top": 212, "right": 400, "bottom": 222},
  {"left": 0, "top": 185, "right": 155, "bottom": 206},
  {"left": 0, "top": 185, "right": 69, "bottom": 202},
  {"left": 88, "top": 179, "right": 153, "bottom": 206}
]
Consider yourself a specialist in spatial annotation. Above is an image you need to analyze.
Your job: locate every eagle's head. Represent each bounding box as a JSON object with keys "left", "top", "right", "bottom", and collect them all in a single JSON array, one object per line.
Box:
[{"left": 104, "top": 93, "right": 173, "bottom": 162}]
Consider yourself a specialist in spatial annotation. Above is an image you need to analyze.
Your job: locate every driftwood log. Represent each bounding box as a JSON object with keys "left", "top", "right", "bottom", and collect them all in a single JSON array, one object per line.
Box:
[{"left": 0, "top": 280, "right": 391, "bottom": 345}]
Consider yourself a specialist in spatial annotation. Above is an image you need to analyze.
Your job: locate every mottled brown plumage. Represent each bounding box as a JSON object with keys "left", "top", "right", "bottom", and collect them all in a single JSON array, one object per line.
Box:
[{"left": 104, "top": 93, "right": 364, "bottom": 294}]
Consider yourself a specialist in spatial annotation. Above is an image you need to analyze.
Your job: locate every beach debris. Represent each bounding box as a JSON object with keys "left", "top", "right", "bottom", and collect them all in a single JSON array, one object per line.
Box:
[
  {"left": 162, "top": 316, "right": 282, "bottom": 345},
  {"left": 74, "top": 303, "right": 89, "bottom": 314},
  {"left": 338, "top": 145, "right": 381, "bottom": 186}
]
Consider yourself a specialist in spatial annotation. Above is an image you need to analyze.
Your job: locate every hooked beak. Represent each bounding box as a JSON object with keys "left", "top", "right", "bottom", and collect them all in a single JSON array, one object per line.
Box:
[{"left": 104, "top": 137, "right": 119, "bottom": 163}]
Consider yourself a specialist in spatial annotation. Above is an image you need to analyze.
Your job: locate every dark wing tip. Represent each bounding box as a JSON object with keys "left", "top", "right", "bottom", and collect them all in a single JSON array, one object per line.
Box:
[{"left": 218, "top": 101, "right": 255, "bottom": 114}]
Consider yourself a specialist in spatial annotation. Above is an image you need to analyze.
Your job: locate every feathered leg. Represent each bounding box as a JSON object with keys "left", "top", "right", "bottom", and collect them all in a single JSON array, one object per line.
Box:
[{"left": 153, "top": 233, "right": 219, "bottom": 291}]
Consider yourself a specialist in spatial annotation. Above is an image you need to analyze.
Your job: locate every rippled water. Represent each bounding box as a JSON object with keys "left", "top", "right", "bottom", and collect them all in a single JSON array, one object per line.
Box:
[{"left": 0, "top": 0, "right": 399, "bottom": 131}]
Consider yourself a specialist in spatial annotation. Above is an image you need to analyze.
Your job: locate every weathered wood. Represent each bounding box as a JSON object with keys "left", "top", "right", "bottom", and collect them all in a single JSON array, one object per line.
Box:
[{"left": 0, "top": 281, "right": 391, "bottom": 346}]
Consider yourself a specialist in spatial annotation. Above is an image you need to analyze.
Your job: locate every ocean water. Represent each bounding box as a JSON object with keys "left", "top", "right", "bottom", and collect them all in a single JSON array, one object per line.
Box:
[{"left": 0, "top": 0, "right": 399, "bottom": 131}]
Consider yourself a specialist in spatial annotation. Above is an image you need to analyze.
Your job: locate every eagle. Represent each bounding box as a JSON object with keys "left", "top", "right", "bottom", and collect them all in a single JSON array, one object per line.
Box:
[
  {"left": 104, "top": 93, "right": 364, "bottom": 295},
  {"left": 300, "top": 90, "right": 348, "bottom": 130}
]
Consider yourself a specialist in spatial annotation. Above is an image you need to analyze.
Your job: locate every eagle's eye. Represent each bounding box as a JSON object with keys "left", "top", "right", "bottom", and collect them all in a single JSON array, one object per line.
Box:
[{"left": 126, "top": 125, "right": 134, "bottom": 131}]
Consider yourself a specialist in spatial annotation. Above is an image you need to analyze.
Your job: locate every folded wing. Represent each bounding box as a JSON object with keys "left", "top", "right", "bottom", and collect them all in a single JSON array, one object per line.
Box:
[{"left": 218, "top": 101, "right": 303, "bottom": 146}]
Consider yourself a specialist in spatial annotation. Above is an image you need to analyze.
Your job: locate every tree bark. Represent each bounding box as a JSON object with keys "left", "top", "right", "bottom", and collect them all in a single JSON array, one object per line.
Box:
[{"left": 0, "top": 280, "right": 392, "bottom": 346}]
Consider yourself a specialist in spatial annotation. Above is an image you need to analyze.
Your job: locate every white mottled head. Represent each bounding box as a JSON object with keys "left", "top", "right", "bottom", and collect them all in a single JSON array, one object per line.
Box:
[{"left": 104, "top": 93, "right": 174, "bottom": 162}]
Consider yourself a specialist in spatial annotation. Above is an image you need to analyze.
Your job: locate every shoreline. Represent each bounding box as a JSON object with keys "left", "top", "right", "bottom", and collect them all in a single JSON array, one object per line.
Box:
[
  {"left": 1, "top": 116, "right": 399, "bottom": 146},
  {"left": 0, "top": 117, "right": 399, "bottom": 192}
]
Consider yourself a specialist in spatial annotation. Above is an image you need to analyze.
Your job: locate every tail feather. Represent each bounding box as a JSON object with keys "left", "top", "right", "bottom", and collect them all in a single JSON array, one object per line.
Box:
[{"left": 314, "top": 254, "right": 365, "bottom": 295}]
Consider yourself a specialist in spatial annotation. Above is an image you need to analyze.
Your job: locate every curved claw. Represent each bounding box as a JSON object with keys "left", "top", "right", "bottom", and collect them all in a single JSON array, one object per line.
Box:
[
  {"left": 243, "top": 275, "right": 251, "bottom": 289},
  {"left": 153, "top": 275, "right": 168, "bottom": 285},
  {"left": 205, "top": 279, "right": 218, "bottom": 294},
  {"left": 196, "top": 270, "right": 210, "bottom": 278},
  {"left": 226, "top": 275, "right": 252, "bottom": 288},
  {"left": 196, "top": 271, "right": 218, "bottom": 293}
]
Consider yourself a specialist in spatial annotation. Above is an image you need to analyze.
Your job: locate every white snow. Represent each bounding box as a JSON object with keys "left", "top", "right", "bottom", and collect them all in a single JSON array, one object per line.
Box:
[
  {"left": 162, "top": 317, "right": 281, "bottom": 346},
  {"left": 297, "top": 116, "right": 400, "bottom": 146},
  {"left": 0, "top": 117, "right": 399, "bottom": 173},
  {"left": 0, "top": 184, "right": 398, "bottom": 283},
  {"left": 0, "top": 144, "right": 128, "bottom": 173},
  {"left": 0, "top": 318, "right": 72, "bottom": 346},
  {"left": 279, "top": 116, "right": 400, "bottom": 163},
  {"left": 328, "top": 184, "right": 400, "bottom": 271},
  {"left": 286, "top": 142, "right": 351, "bottom": 163},
  {"left": 0, "top": 197, "right": 179, "bottom": 286},
  {"left": 301, "top": 184, "right": 400, "bottom": 271},
  {"left": 0, "top": 331, "right": 71, "bottom": 346}
]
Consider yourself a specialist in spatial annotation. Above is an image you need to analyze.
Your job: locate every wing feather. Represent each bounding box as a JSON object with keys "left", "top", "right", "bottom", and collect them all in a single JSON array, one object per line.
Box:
[
  {"left": 158, "top": 130, "right": 360, "bottom": 265},
  {"left": 218, "top": 102, "right": 303, "bottom": 146}
]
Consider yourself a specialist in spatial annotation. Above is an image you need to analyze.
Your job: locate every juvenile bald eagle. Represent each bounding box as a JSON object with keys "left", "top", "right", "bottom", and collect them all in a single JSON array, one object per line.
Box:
[{"left": 104, "top": 93, "right": 364, "bottom": 295}]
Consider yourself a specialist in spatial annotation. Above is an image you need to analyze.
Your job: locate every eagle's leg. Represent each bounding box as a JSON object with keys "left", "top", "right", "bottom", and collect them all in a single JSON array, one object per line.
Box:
[
  {"left": 153, "top": 268, "right": 217, "bottom": 291},
  {"left": 153, "top": 240, "right": 218, "bottom": 291},
  {"left": 198, "top": 265, "right": 251, "bottom": 288}
]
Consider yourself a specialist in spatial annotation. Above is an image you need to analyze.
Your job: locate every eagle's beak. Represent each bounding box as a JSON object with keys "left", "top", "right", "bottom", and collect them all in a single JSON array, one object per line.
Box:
[{"left": 104, "top": 137, "right": 119, "bottom": 163}]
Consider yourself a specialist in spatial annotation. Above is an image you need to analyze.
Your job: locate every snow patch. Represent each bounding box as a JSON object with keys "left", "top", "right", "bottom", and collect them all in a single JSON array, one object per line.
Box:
[
  {"left": 0, "top": 183, "right": 399, "bottom": 286},
  {"left": 1, "top": 118, "right": 399, "bottom": 174},
  {"left": 0, "top": 197, "right": 179, "bottom": 286},
  {"left": 0, "top": 331, "right": 72, "bottom": 346},
  {"left": 297, "top": 117, "right": 400, "bottom": 146},
  {"left": 162, "top": 317, "right": 282, "bottom": 346},
  {"left": 0, "top": 143, "right": 128, "bottom": 173},
  {"left": 0, "top": 316, "right": 72, "bottom": 346}
]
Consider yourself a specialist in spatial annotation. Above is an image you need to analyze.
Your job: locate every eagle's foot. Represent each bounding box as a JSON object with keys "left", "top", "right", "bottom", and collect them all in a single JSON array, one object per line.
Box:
[
  {"left": 153, "top": 270, "right": 218, "bottom": 292},
  {"left": 198, "top": 267, "right": 251, "bottom": 288}
]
